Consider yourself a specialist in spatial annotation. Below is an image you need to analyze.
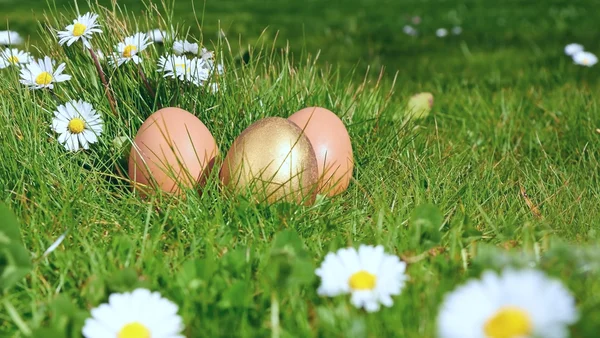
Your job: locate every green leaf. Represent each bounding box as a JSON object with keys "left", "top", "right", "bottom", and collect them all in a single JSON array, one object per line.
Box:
[
  {"left": 107, "top": 267, "right": 147, "bottom": 292},
  {"left": 177, "top": 255, "right": 218, "bottom": 291},
  {"left": 0, "top": 203, "right": 32, "bottom": 291},
  {"left": 48, "top": 294, "right": 88, "bottom": 338},
  {"left": 409, "top": 203, "right": 443, "bottom": 248},
  {"left": 264, "top": 230, "right": 314, "bottom": 290},
  {"left": 217, "top": 280, "right": 251, "bottom": 309},
  {"left": 406, "top": 92, "right": 434, "bottom": 119},
  {"left": 30, "top": 328, "right": 65, "bottom": 338}
]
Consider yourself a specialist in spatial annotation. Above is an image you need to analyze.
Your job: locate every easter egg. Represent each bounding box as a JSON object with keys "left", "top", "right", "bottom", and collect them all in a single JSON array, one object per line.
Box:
[
  {"left": 128, "top": 107, "right": 218, "bottom": 196},
  {"left": 288, "top": 107, "right": 353, "bottom": 197},
  {"left": 219, "top": 117, "right": 318, "bottom": 205}
]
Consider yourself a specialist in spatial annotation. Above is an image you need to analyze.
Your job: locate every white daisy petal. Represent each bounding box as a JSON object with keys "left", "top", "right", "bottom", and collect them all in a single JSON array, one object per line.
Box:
[
  {"left": 50, "top": 99, "right": 103, "bottom": 152},
  {"left": 0, "top": 48, "right": 31, "bottom": 69},
  {"left": 436, "top": 28, "right": 448, "bottom": 37},
  {"left": 0, "top": 30, "right": 23, "bottom": 45},
  {"left": 111, "top": 32, "right": 152, "bottom": 68},
  {"left": 315, "top": 245, "right": 407, "bottom": 312},
  {"left": 437, "top": 269, "right": 579, "bottom": 338},
  {"left": 19, "top": 56, "right": 71, "bottom": 90},
  {"left": 573, "top": 51, "right": 598, "bottom": 67},
  {"left": 57, "top": 12, "right": 102, "bottom": 48},
  {"left": 564, "top": 43, "right": 584, "bottom": 56},
  {"left": 82, "top": 288, "right": 184, "bottom": 338}
]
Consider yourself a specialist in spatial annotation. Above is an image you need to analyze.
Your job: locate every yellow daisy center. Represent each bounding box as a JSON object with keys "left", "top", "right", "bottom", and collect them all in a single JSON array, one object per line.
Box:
[
  {"left": 7, "top": 55, "right": 19, "bottom": 64},
  {"left": 72, "top": 23, "right": 87, "bottom": 37},
  {"left": 118, "top": 322, "right": 151, "bottom": 338},
  {"left": 35, "top": 72, "right": 53, "bottom": 85},
  {"left": 484, "top": 307, "right": 532, "bottom": 338},
  {"left": 582, "top": 58, "right": 589, "bottom": 65},
  {"left": 123, "top": 45, "right": 137, "bottom": 58},
  {"left": 67, "top": 118, "right": 85, "bottom": 134},
  {"left": 175, "top": 63, "right": 187, "bottom": 72},
  {"left": 348, "top": 270, "right": 377, "bottom": 290}
]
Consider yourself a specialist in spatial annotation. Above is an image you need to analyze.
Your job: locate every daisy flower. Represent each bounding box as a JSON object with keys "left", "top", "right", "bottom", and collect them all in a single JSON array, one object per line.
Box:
[
  {"left": 0, "top": 30, "right": 22, "bottom": 45},
  {"left": 82, "top": 288, "right": 184, "bottom": 338},
  {"left": 57, "top": 12, "right": 102, "bottom": 48},
  {"left": 0, "top": 48, "right": 31, "bottom": 68},
  {"left": 573, "top": 51, "right": 597, "bottom": 67},
  {"left": 437, "top": 269, "right": 579, "bottom": 338},
  {"left": 157, "top": 54, "right": 192, "bottom": 81},
  {"left": 315, "top": 244, "right": 408, "bottom": 312},
  {"left": 51, "top": 99, "right": 103, "bottom": 152},
  {"left": 157, "top": 55, "right": 210, "bottom": 86},
  {"left": 451, "top": 26, "right": 463, "bottom": 35},
  {"left": 436, "top": 28, "right": 448, "bottom": 38},
  {"left": 110, "top": 32, "right": 152, "bottom": 67},
  {"left": 564, "top": 43, "right": 584, "bottom": 56},
  {"left": 173, "top": 39, "right": 199, "bottom": 55},
  {"left": 19, "top": 56, "right": 71, "bottom": 89},
  {"left": 403, "top": 25, "right": 417, "bottom": 36},
  {"left": 147, "top": 29, "right": 168, "bottom": 43}
]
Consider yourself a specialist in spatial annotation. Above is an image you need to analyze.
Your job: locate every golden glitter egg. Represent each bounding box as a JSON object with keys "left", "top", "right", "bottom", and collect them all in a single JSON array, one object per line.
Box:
[{"left": 219, "top": 117, "right": 319, "bottom": 205}]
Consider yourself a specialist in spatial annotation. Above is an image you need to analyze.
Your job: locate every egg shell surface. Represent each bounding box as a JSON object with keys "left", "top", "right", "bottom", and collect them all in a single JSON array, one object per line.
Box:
[
  {"left": 128, "top": 107, "right": 218, "bottom": 196},
  {"left": 288, "top": 107, "right": 354, "bottom": 196}
]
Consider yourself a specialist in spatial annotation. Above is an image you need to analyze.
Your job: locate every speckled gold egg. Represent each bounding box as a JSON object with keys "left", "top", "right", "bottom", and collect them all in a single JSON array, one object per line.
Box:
[
  {"left": 128, "top": 107, "right": 218, "bottom": 196},
  {"left": 219, "top": 117, "right": 318, "bottom": 205},
  {"left": 288, "top": 107, "right": 354, "bottom": 197}
]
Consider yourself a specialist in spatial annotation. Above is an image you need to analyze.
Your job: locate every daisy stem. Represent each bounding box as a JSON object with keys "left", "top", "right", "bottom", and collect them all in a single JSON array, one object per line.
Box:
[
  {"left": 2, "top": 299, "right": 32, "bottom": 336},
  {"left": 88, "top": 48, "right": 118, "bottom": 117},
  {"left": 137, "top": 65, "right": 156, "bottom": 98},
  {"left": 270, "top": 291, "right": 280, "bottom": 338}
]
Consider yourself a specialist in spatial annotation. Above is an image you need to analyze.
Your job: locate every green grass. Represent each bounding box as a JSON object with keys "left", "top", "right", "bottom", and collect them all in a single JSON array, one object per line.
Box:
[{"left": 1, "top": 0, "right": 600, "bottom": 337}]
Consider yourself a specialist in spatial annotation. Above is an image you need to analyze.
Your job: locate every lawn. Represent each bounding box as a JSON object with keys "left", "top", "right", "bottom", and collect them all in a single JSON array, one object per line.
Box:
[{"left": 1, "top": 0, "right": 600, "bottom": 337}]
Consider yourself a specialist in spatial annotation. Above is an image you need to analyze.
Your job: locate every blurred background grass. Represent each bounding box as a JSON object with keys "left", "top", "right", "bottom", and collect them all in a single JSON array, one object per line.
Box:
[{"left": 2, "top": 0, "right": 599, "bottom": 80}]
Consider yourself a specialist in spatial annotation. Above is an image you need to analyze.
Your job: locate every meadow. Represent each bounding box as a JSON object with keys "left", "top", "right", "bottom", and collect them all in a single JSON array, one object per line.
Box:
[{"left": 1, "top": 0, "right": 600, "bottom": 337}]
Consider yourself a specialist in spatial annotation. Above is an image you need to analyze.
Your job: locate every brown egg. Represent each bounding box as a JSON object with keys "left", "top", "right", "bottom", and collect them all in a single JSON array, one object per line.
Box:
[
  {"left": 219, "top": 117, "right": 318, "bottom": 205},
  {"left": 128, "top": 107, "right": 218, "bottom": 196},
  {"left": 288, "top": 107, "right": 353, "bottom": 197}
]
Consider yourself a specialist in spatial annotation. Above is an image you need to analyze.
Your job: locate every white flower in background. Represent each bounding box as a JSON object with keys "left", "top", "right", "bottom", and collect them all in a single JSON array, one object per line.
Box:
[
  {"left": 57, "top": 12, "right": 102, "bottom": 48},
  {"left": 189, "top": 58, "right": 211, "bottom": 85},
  {"left": 110, "top": 32, "right": 152, "bottom": 67},
  {"left": 208, "top": 82, "right": 219, "bottom": 93},
  {"left": 157, "top": 55, "right": 211, "bottom": 86},
  {"left": 437, "top": 269, "right": 579, "bottom": 338},
  {"left": 200, "top": 47, "right": 214, "bottom": 60},
  {"left": 0, "top": 30, "right": 23, "bottom": 45},
  {"left": 436, "top": 28, "right": 448, "bottom": 38},
  {"left": 0, "top": 48, "right": 31, "bottom": 68},
  {"left": 451, "top": 26, "right": 463, "bottom": 35},
  {"left": 564, "top": 43, "right": 584, "bottom": 56},
  {"left": 82, "top": 288, "right": 184, "bottom": 338},
  {"left": 147, "top": 29, "right": 168, "bottom": 43},
  {"left": 51, "top": 100, "right": 103, "bottom": 152},
  {"left": 195, "top": 48, "right": 224, "bottom": 75},
  {"left": 173, "top": 39, "right": 199, "bottom": 55},
  {"left": 158, "top": 54, "right": 191, "bottom": 81},
  {"left": 19, "top": 56, "right": 71, "bottom": 89},
  {"left": 403, "top": 25, "right": 417, "bottom": 36},
  {"left": 315, "top": 244, "right": 408, "bottom": 313},
  {"left": 573, "top": 51, "right": 597, "bottom": 67}
]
